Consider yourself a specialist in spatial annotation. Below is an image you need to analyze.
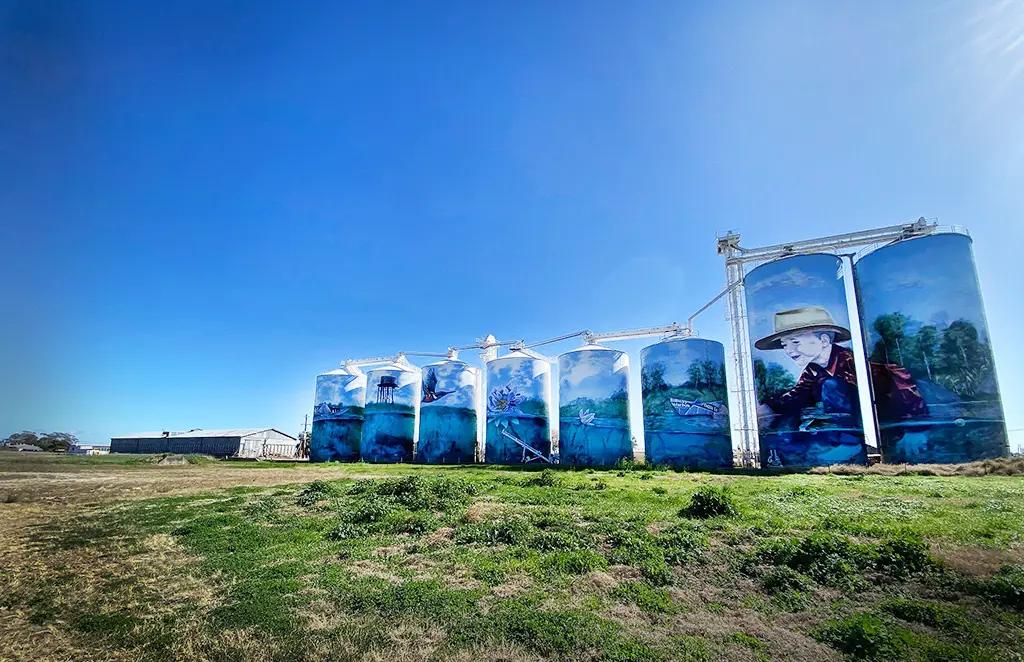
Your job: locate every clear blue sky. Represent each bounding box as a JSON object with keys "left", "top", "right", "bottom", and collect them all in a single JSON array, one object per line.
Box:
[{"left": 2, "top": 1, "right": 1022, "bottom": 450}]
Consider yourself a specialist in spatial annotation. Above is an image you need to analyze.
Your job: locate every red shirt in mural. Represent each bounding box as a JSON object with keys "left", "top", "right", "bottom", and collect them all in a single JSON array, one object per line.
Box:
[{"left": 766, "top": 345, "right": 858, "bottom": 415}]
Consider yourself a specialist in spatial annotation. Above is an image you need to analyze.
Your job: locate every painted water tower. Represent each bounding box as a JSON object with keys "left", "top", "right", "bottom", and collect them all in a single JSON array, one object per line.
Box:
[
  {"left": 417, "top": 360, "right": 479, "bottom": 464},
  {"left": 361, "top": 362, "right": 419, "bottom": 463},
  {"left": 744, "top": 253, "right": 867, "bottom": 467},
  {"left": 558, "top": 345, "right": 632, "bottom": 467},
  {"left": 311, "top": 367, "right": 366, "bottom": 462},
  {"left": 641, "top": 336, "right": 732, "bottom": 468},
  {"left": 484, "top": 351, "right": 552, "bottom": 464},
  {"left": 854, "top": 233, "right": 1008, "bottom": 463}
]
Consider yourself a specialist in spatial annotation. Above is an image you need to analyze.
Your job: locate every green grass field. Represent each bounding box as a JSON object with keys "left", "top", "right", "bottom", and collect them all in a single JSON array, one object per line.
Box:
[{"left": 2, "top": 454, "right": 1023, "bottom": 661}]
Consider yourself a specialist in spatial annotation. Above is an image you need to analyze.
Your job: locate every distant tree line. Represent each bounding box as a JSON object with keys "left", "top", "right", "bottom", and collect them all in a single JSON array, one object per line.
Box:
[
  {"left": 642, "top": 361, "right": 727, "bottom": 395},
  {"left": 1, "top": 431, "right": 79, "bottom": 452},
  {"left": 869, "top": 314, "right": 994, "bottom": 397}
]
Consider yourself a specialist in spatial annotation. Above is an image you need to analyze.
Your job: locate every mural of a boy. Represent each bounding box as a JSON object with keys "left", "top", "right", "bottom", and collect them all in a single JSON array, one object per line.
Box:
[{"left": 754, "top": 306, "right": 859, "bottom": 419}]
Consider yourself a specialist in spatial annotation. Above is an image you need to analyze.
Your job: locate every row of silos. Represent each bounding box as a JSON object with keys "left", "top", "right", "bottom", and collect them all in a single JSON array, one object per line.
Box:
[
  {"left": 311, "top": 340, "right": 733, "bottom": 468},
  {"left": 312, "top": 233, "right": 1006, "bottom": 468},
  {"left": 744, "top": 233, "right": 1008, "bottom": 467}
]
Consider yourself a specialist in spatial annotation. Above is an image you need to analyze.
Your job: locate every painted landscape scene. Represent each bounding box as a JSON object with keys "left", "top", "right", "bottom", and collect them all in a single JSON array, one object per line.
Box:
[
  {"left": 641, "top": 339, "right": 732, "bottom": 469},
  {"left": 857, "top": 234, "right": 1009, "bottom": 463},
  {"left": 485, "top": 356, "right": 551, "bottom": 464},
  {"left": 310, "top": 372, "right": 365, "bottom": 462},
  {"left": 361, "top": 369, "right": 418, "bottom": 463},
  {"left": 416, "top": 363, "right": 478, "bottom": 464},
  {"left": 558, "top": 349, "right": 632, "bottom": 467}
]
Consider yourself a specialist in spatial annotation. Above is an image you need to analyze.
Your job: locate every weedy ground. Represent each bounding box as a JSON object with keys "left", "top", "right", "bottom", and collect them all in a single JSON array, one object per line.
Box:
[{"left": 1, "top": 453, "right": 1023, "bottom": 661}]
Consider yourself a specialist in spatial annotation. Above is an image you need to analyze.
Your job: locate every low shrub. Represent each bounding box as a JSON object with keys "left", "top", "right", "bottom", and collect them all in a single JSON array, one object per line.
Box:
[
  {"left": 541, "top": 550, "right": 608, "bottom": 576},
  {"left": 612, "top": 580, "right": 676, "bottom": 613},
  {"left": 606, "top": 528, "right": 674, "bottom": 585},
  {"left": 296, "top": 480, "right": 338, "bottom": 507},
  {"left": 327, "top": 521, "right": 363, "bottom": 541},
  {"left": 455, "top": 516, "right": 534, "bottom": 546},
  {"left": 243, "top": 496, "right": 278, "bottom": 520},
  {"left": 814, "top": 612, "right": 906, "bottom": 660},
  {"left": 985, "top": 564, "right": 1024, "bottom": 611},
  {"left": 680, "top": 486, "right": 738, "bottom": 519},
  {"left": 657, "top": 525, "right": 707, "bottom": 565},
  {"left": 461, "top": 597, "right": 661, "bottom": 660},
  {"left": 350, "top": 476, "right": 476, "bottom": 512},
  {"left": 530, "top": 529, "right": 594, "bottom": 552},
  {"left": 874, "top": 533, "right": 935, "bottom": 578},
  {"left": 524, "top": 469, "right": 561, "bottom": 488},
  {"left": 758, "top": 566, "right": 811, "bottom": 594},
  {"left": 879, "top": 598, "right": 974, "bottom": 637},
  {"left": 388, "top": 510, "right": 439, "bottom": 535},
  {"left": 340, "top": 499, "right": 395, "bottom": 524},
  {"left": 750, "top": 533, "right": 875, "bottom": 588}
]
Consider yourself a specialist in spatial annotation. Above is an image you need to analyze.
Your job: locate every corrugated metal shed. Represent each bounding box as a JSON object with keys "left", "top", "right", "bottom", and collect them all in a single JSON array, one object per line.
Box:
[
  {"left": 111, "top": 428, "right": 293, "bottom": 439},
  {"left": 110, "top": 428, "right": 298, "bottom": 458}
]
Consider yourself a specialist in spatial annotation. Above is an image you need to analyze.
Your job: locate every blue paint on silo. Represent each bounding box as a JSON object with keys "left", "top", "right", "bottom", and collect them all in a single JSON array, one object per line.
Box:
[
  {"left": 641, "top": 337, "right": 732, "bottom": 469},
  {"left": 361, "top": 364, "right": 419, "bottom": 463},
  {"left": 416, "top": 360, "right": 478, "bottom": 464},
  {"left": 558, "top": 345, "right": 632, "bottom": 467},
  {"left": 311, "top": 368, "right": 366, "bottom": 462},
  {"left": 855, "top": 233, "right": 1008, "bottom": 463},
  {"left": 745, "top": 253, "right": 867, "bottom": 467},
  {"left": 484, "top": 352, "right": 552, "bottom": 464}
]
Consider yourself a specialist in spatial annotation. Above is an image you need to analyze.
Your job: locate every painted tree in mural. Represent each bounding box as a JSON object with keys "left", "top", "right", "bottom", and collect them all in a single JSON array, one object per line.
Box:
[
  {"left": 641, "top": 363, "right": 668, "bottom": 393},
  {"left": 868, "top": 314, "right": 995, "bottom": 398},
  {"left": 871, "top": 312, "right": 910, "bottom": 365},
  {"left": 752, "top": 359, "right": 796, "bottom": 402}
]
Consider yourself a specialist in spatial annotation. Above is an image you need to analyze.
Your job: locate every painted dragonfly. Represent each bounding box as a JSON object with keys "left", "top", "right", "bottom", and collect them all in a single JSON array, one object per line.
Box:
[{"left": 669, "top": 398, "right": 727, "bottom": 417}]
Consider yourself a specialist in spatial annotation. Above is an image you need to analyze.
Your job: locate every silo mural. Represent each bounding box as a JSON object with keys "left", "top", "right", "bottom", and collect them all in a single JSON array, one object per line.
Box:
[
  {"left": 855, "top": 233, "right": 1008, "bottom": 463},
  {"left": 745, "top": 254, "right": 867, "bottom": 467},
  {"left": 558, "top": 346, "right": 632, "bottom": 466},
  {"left": 311, "top": 368, "right": 366, "bottom": 462},
  {"left": 361, "top": 364, "right": 419, "bottom": 463},
  {"left": 416, "top": 361, "right": 478, "bottom": 464},
  {"left": 485, "top": 352, "right": 552, "bottom": 464},
  {"left": 641, "top": 337, "right": 732, "bottom": 469}
]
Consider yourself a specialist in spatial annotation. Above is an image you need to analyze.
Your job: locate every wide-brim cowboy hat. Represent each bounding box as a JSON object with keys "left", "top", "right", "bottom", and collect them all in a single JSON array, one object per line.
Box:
[{"left": 754, "top": 306, "right": 852, "bottom": 350}]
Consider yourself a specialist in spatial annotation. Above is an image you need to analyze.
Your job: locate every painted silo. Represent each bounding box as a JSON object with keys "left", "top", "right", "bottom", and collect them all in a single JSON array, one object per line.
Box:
[
  {"left": 311, "top": 367, "right": 366, "bottom": 462},
  {"left": 558, "top": 345, "right": 632, "bottom": 466},
  {"left": 416, "top": 360, "right": 479, "bottom": 464},
  {"left": 361, "top": 363, "right": 419, "bottom": 463},
  {"left": 484, "top": 351, "right": 552, "bottom": 464},
  {"left": 745, "top": 253, "right": 867, "bottom": 467},
  {"left": 854, "top": 233, "right": 1008, "bottom": 463},
  {"left": 641, "top": 337, "right": 732, "bottom": 469}
]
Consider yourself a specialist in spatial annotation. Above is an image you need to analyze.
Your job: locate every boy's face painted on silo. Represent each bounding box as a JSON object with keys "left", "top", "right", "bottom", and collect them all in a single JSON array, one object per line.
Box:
[{"left": 779, "top": 331, "right": 832, "bottom": 370}]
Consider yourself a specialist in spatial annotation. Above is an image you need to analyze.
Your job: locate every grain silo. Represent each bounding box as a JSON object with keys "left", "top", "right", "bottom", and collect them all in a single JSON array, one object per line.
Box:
[
  {"left": 558, "top": 344, "right": 632, "bottom": 467},
  {"left": 640, "top": 336, "right": 732, "bottom": 469},
  {"left": 484, "top": 351, "right": 552, "bottom": 464},
  {"left": 310, "top": 367, "right": 366, "bottom": 462},
  {"left": 361, "top": 362, "right": 419, "bottom": 463},
  {"left": 416, "top": 360, "right": 479, "bottom": 464},
  {"left": 854, "top": 232, "right": 1008, "bottom": 463},
  {"left": 744, "top": 253, "right": 867, "bottom": 467}
]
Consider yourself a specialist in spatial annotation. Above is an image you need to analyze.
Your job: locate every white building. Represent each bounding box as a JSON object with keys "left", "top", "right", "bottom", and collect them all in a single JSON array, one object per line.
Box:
[{"left": 69, "top": 444, "right": 110, "bottom": 456}]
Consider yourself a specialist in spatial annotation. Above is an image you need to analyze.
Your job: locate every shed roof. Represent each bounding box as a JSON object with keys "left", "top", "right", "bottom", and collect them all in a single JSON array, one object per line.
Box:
[{"left": 111, "top": 428, "right": 296, "bottom": 441}]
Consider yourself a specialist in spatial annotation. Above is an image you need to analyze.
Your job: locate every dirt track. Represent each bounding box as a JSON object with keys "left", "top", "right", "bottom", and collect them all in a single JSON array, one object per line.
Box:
[{"left": 0, "top": 453, "right": 367, "bottom": 506}]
